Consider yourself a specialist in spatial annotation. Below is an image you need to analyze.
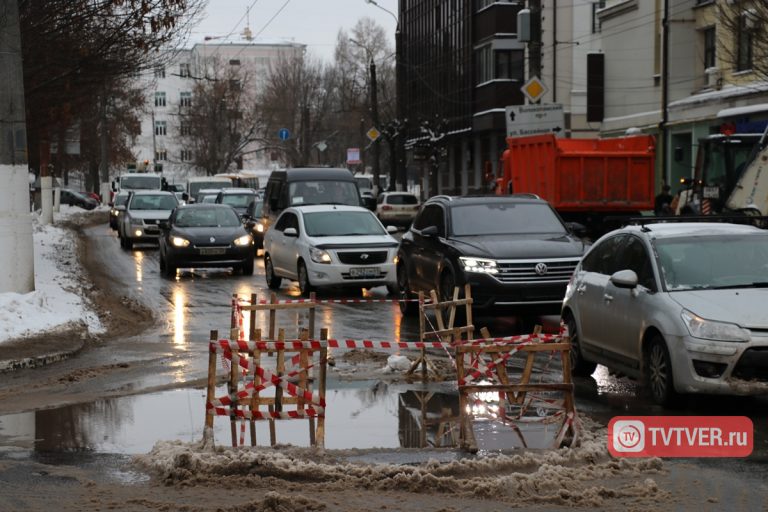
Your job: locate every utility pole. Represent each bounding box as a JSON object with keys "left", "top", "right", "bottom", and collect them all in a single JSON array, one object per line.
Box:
[
  {"left": 0, "top": 0, "right": 35, "bottom": 293},
  {"left": 529, "top": 0, "right": 543, "bottom": 79},
  {"left": 369, "top": 59, "right": 381, "bottom": 194},
  {"left": 99, "top": 86, "right": 110, "bottom": 204}
]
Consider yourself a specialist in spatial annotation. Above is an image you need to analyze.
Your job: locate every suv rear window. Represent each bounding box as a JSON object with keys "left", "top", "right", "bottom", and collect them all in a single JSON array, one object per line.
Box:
[{"left": 450, "top": 202, "right": 566, "bottom": 236}]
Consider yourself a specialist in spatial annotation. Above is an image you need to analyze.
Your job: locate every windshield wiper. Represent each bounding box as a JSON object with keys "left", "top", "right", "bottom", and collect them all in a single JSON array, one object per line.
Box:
[{"left": 711, "top": 282, "right": 768, "bottom": 290}]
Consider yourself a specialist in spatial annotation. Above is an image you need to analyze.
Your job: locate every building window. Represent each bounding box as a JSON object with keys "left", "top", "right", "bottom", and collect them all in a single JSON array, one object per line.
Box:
[
  {"left": 154, "top": 92, "right": 166, "bottom": 107},
  {"left": 475, "top": 46, "right": 493, "bottom": 84},
  {"left": 229, "top": 59, "right": 241, "bottom": 66},
  {"left": 703, "top": 26, "right": 715, "bottom": 70},
  {"left": 180, "top": 149, "right": 193, "bottom": 162},
  {"left": 179, "top": 63, "right": 191, "bottom": 77},
  {"left": 180, "top": 92, "right": 192, "bottom": 107},
  {"left": 155, "top": 149, "right": 167, "bottom": 161},
  {"left": 180, "top": 123, "right": 191, "bottom": 136},
  {"left": 155, "top": 121, "right": 167, "bottom": 136},
  {"left": 495, "top": 50, "right": 524, "bottom": 80},
  {"left": 592, "top": 1, "right": 605, "bottom": 34},
  {"left": 154, "top": 66, "right": 165, "bottom": 79},
  {"left": 737, "top": 13, "right": 753, "bottom": 71}
]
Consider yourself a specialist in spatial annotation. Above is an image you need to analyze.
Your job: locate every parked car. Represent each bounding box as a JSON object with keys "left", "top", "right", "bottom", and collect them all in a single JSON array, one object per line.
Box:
[
  {"left": 562, "top": 222, "right": 768, "bottom": 405},
  {"left": 158, "top": 204, "right": 255, "bottom": 277},
  {"left": 396, "top": 195, "right": 587, "bottom": 317},
  {"left": 263, "top": 205, "right": 399, "bottom": 297},
  {"left": 215, "top": 188, "right": 259, "bottom": 218},
  {"left": 60, "top": 188, "right": 99, "bottom": 210},
  {"left": 109, "top": 191, "right": 130, "bottom": 230},
  {"left": 116, "top": 190, "right": 178, "bottom": 249},
  {"left": 376, "top": 192, "right": 420, "bottom": 226}
]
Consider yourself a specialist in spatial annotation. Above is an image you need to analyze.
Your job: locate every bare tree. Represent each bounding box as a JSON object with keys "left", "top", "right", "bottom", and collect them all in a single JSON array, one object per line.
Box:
[
  {"left": 180, "top": 57, "right": 262, "bottom": 175},
  {"left": 716, "top": 1, "right": 768, "bottom": 82}
]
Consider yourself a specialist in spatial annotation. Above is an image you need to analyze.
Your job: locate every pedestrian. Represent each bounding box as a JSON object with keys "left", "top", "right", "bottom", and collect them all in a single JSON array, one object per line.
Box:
[{"left": 654, "top": 184, "right": 673, "bottom": 215}]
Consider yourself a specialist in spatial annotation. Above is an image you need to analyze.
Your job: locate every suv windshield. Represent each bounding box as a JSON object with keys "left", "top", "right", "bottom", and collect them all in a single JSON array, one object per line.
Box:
[
  {"left": 130, "top": 194, "right": 178, "bottom": 210},
  {"left": 303, "top": 210, "right": 385, "bottom": 236},
  {"left": 121, "top": 176, "right": 161, "bottom": 190},
  {"left": 450, "top": 203, "right": 566, "bottom": 236},
  {"left": 220, "top": 193, "right": 255, "bottom": 208},
  {"left": 175, "top": 207, "right": 241, "bottom": 228},
  {"left": 289, "top": 181, "right": 359, "bottom": 206}
]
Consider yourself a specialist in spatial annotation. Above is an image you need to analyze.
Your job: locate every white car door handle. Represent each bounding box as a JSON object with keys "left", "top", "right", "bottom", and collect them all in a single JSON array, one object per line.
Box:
[{"left": 603, "top": 293, "right": 614, "bottom": 302}]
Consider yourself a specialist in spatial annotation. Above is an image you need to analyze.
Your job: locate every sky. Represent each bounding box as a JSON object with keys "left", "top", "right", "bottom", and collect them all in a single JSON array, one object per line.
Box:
[
  {"left": 0, "top": 207, "right": 104, "bottom": 348},
  {"left": 188, "top": 0, "right": 398, "bottom": 62}
]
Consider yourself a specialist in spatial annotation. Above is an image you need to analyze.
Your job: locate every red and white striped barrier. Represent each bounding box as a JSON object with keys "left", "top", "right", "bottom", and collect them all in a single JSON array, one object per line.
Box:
[{"left": 237, "top": 297, "right": 432, "bottom": 305}]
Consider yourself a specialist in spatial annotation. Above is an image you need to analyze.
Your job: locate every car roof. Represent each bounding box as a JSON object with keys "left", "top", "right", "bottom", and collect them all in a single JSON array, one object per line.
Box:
[
  {"left": 129, "top": 190, "right": 175, "bottom": 196},
  {"left": 289, "top": 204, "right": 372, "bottom": 214},
  {"left": 382, "top": 191, "right": 418, "bottom": 197},
  {"left": 271, "top": 168, "right": 355, "bottom": 180},
  {"left": 198, "top": 188, "right": 223, "bottom": 194},
  {"left": 219, "top": 188, "right": 256, "bottom": 194},
  {"left": 619, "top": 222, "right": 765, "bottom": 239},
  {"left": 176, "top": 203, "right": 235, "bottom": 211},
  {"left": 425, "top": 194, "right": 545, "bottom": 206}
]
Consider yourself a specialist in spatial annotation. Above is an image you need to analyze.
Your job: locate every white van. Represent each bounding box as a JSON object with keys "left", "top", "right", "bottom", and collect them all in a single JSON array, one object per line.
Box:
[{"left": 112, "top": 173, "right": 163, "bottom": 193}]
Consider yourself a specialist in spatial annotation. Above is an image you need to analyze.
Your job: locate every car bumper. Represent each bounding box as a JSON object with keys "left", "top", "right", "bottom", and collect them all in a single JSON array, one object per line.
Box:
[
  {"left": 378, "top": 212, "right": 417, "bottom": 225},
  {"left": 167, "top": 245, "right": 255, "bottom": 268},
  {"left": 668, "top": 334, "right": 768, "bottom": 395},
  {"left": 464, "top": 272, "right": 568, "bottom": 314},
  {"left": 127, "top": 226, "right": 161, "bottom": 242},
  {"left": 306, "top": 262, "right": 397, "bottom": 289}
]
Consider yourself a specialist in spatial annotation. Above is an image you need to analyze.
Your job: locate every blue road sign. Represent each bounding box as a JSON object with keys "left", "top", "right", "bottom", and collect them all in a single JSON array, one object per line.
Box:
[{"left": 278, "top": 128, "right": 291, "bottom": 141}]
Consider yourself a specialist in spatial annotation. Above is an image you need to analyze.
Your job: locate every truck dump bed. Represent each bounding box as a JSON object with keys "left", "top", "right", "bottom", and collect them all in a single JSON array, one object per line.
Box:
[{"left": 501, "top": 134, "right": 656, "bottom": 212}]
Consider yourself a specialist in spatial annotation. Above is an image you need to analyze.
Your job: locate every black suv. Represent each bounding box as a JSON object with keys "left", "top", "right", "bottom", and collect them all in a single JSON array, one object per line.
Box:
[{"left": 396, "top": 195, "right": 588, "bottom": 317}]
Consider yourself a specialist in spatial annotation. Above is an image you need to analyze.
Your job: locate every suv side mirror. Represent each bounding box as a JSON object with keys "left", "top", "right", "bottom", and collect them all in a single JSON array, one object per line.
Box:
[
  {"left": 565, "top": 221, "right": 586, "bottom": 236},
  {"left": 610, "top": 269, "right": 638, "bottom": 289},
  {"left": 421, "top": 225, "right": 438, "bottom": 237},
  {"left": 283, "top": 227, "right": 298, "bottom": 237}
]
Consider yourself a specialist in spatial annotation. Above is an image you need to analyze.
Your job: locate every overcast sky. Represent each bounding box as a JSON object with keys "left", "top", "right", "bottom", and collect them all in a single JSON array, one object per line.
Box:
[{"left": 189, "top": 0, "right": 398, "bottom": 62}]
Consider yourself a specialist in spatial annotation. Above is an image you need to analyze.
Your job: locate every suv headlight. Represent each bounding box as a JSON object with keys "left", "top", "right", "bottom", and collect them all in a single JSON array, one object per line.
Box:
[
  {"left": 171, "top": 236, "right": 190, "bottom": 248},
  {"left": 233, "top": 235, "right": 252, "bottom": 246},
  {"left": 681, "top": 309, "right": 750, "bottom": 342},
  {"left": 459, "top": 256, "right": 499, "bottom": 274},
  {"left": 310, "top": 247, "right": 332, "bottom": 264}
]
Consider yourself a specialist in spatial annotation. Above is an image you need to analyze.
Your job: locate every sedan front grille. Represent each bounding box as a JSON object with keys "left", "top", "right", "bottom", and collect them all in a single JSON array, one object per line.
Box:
[
  {"left": 336, "top": 250, "right": 388, "bottom": 265},
  {"left": 496, "top": 258, "right": 580, "bottom": 283}
]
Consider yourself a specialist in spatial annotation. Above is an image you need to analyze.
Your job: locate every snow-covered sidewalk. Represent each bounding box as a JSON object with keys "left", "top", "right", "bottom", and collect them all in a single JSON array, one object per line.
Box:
[{"left": 0, "top": 207, "right": 104, "bottom": 345}]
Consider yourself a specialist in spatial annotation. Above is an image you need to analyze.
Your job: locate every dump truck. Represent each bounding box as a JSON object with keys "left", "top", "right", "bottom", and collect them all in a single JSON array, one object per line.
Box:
[{"left": 497, "top": 133, "right": 657, "bottom": 235}]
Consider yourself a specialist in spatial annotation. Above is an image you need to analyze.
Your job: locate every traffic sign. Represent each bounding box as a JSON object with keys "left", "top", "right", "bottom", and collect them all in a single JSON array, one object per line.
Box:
[
  {"left": 366, "top": 127, "right": 381, "bottom": 142},
  {"left": 521, "top": 76, "right": 548, "bottom": 103},
  {"left": 278, "top": 128, "right": 291, "bottom": 141},
  {"left": 347, "top": 148, "right": 361, "bottom": 165},
  {"left": 505, "top": 103, "right": 565, "bottom": 138}
]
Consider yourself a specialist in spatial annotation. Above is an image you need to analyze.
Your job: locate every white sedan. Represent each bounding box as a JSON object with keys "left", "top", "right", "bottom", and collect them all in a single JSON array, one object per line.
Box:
[{"left": 263, "top": 205, "right": 399, "bottom": 296}]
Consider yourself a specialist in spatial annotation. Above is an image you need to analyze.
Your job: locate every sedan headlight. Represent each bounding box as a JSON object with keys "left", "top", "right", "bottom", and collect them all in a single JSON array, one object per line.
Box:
[
  {"left": 459, "top": 256, "right": 499, "bottom": 274},
  {"left": 171, "top": 236, "right": 190, "bottom": 248},
  {"left": 233, "top": 235, "right": 252, "bottom": 247},
  {"left": 681, "top": 309, "right": 750, "bottom": 342},
  {"left": 255, "top": 223, "right": 265, "bottom": 233},
  {"left": 310, "top": 247, "right": 332, "bottom": 264}
]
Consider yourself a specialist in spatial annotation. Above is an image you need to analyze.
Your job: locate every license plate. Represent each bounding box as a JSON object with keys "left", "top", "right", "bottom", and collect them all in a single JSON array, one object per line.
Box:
[
  {"left": 199, "top": 248, "right": 225, "bottom": 256},
  {"left": 350, "top": 267, "right": 379, "bottom": 278},
  {"left": 703, "top": 186, "right": 720, "bottom": 199}
]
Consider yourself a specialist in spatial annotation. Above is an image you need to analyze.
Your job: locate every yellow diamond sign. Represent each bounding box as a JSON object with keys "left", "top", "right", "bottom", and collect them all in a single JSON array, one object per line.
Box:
[
  {"left": 366, "top": 127, "right": 381, "bottom": 142},
  {"left": 522, "top": 76, "right": 548, "bottom": 103}
]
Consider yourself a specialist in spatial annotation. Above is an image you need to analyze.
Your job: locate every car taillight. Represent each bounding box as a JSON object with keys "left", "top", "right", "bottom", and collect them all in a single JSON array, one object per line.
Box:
[{"left": 382, "top": 205, "right": 393, "bottom": 211}]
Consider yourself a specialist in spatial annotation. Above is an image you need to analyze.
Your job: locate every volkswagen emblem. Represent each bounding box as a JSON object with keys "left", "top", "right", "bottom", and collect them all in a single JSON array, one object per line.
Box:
[
  {"left": 534, "top": 262, "right": 548, "bottom": 276},
  {"left": 209, "top": 237, "right": 216, "bottom": 243},
  {"left": 360, "top": 253, "right": 369, "bottom": 260}
]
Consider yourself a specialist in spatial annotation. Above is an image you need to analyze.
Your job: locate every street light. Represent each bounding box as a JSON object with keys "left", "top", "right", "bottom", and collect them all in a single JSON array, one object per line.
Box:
[{"left": 364, "top": 0, "right": 398, "bottom": 26}]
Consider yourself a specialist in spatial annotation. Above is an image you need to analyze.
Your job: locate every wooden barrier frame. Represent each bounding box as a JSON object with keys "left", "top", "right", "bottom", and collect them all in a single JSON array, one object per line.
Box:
[
  {"left": 408, "top": 284, "right": 474, "bottom": 381},
  {"left": 455, "top": 332, "right": 577, "bottom": 453},
  {"left": 202, "top": 293, "right": 327, "bottom": 449}
]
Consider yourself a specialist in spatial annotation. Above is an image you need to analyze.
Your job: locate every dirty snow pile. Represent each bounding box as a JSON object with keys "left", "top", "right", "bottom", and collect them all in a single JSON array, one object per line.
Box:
[
  {"left": 0, "top": 208, "right": 104, "bottom": 344},
  {"left": 134, "top": 417, "right": 669, "bottom": 509}
]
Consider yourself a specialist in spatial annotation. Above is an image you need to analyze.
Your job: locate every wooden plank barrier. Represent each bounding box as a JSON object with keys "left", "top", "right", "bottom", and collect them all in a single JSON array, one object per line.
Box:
[
  {"left": 455, "top": 325, "right": 578, "bottom": 453},
  {"left": 202, "top": 292, "right": 327, "bottom": 449}
]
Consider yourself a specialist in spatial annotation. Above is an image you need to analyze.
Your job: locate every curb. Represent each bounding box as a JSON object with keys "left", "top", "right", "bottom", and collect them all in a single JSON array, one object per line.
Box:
[{"left": 0, "top": 338, "right": 86, "bottom": 373}]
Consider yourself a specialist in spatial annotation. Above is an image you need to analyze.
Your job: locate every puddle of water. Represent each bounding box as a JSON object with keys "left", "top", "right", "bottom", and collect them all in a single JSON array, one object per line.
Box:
[{"left": 0, "top": 381, "right": 565, "bottom": 458}]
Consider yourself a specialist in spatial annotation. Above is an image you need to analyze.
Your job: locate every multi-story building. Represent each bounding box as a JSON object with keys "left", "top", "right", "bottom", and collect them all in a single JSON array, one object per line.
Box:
[{"left": 130, "top": 40, "right": 305, "bottom": 183}]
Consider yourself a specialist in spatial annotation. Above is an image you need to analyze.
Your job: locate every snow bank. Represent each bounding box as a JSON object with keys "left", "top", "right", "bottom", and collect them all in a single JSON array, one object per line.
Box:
[
  {"left": 134, "top": 417, "right": 668, "bottom": 508},
  {"left": 0, "top": 208, "right": 104, "bottom": 345}
]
